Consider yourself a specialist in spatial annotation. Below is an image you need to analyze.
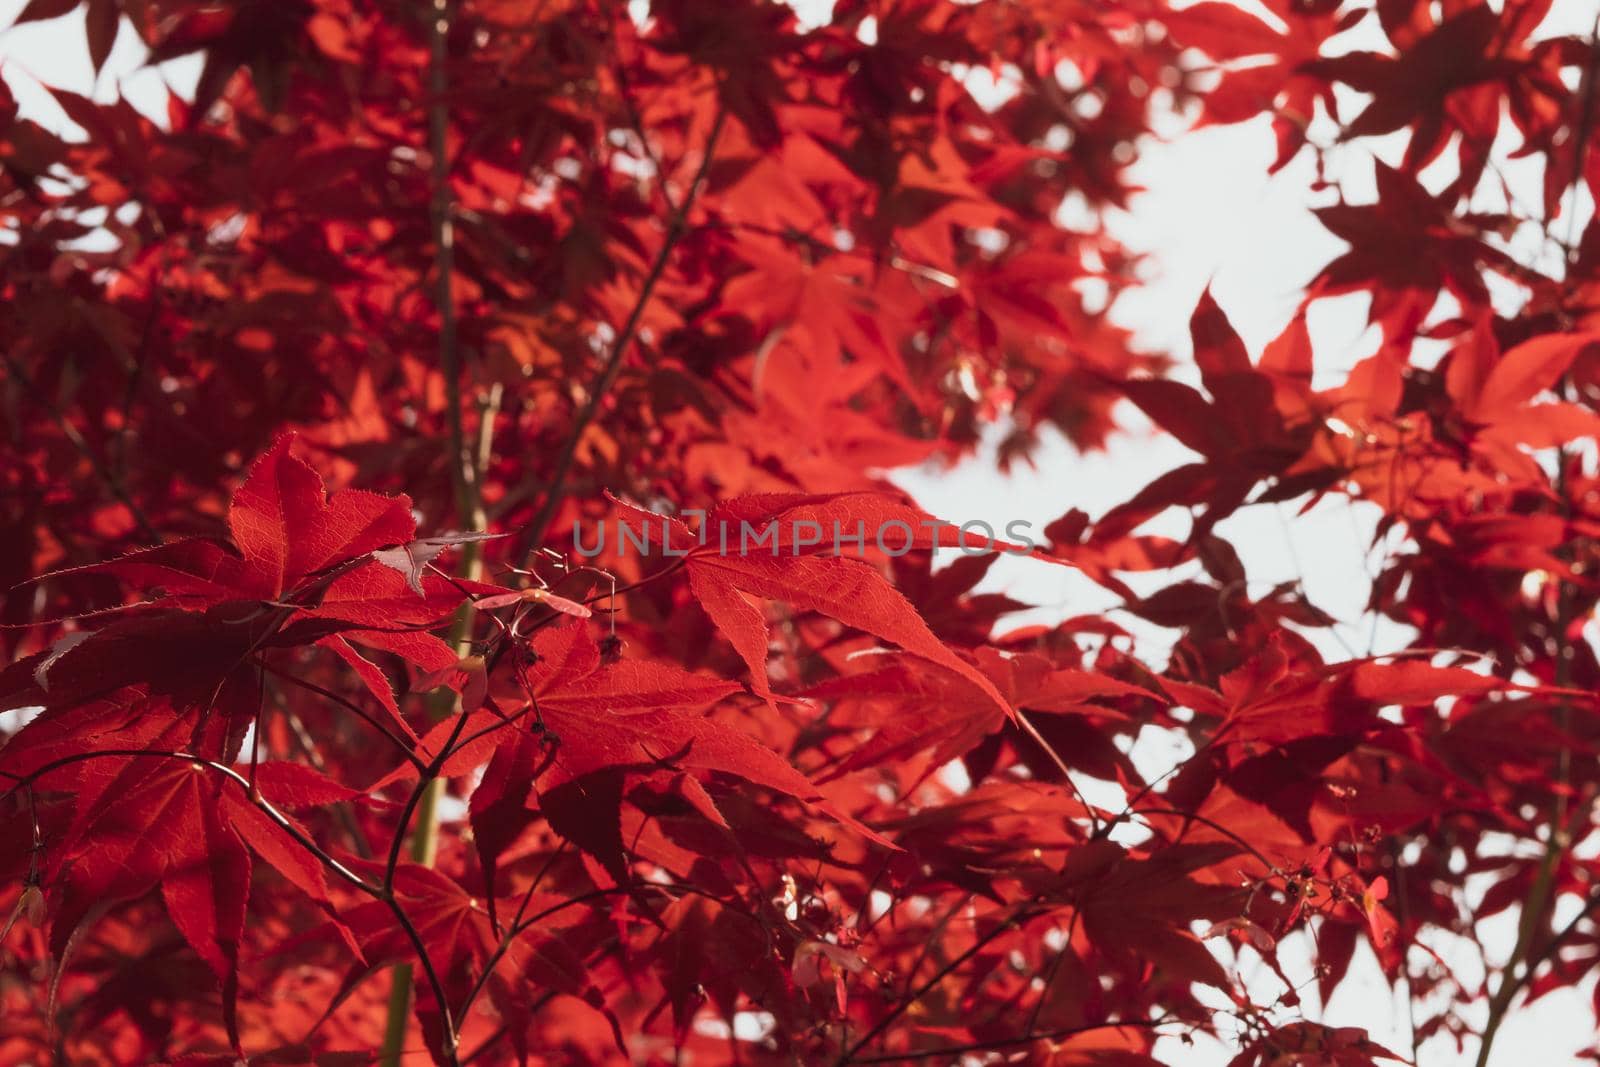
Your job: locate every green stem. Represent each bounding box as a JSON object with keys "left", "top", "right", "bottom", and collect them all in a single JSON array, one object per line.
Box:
[{"left": 377, "top": 1, "right": 492, "bottom": 1062}]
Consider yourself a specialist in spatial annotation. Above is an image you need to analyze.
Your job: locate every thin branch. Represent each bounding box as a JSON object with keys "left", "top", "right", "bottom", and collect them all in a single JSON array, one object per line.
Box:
[
  {"left": 1129, "top": 806, "right": 1283, "bottom": 872},
  {"left": 383, "top": 689, "right": 479, "bottom": 897},
  {"left": 453, "top": 883, "right": 618, "bottom": 1024},
  {"left": 513, "top": 101, "right": 728, "bottom": 564},
  {"left": 0, "top": 743, "right": 464, "bottom": 1052},
  {"left": 2, "top": 351, "right": 161, "bottom": 544},
  {"left": 1024, "top": 910, "right": 1081, "bottom": 1037},
  {"left": 1510, "top": 870, "right": 1600, "bottom": 988},
  {"left": 835, "top": 909, "right": 1039, "bottom": 1066},
  {"left": 260, "top": 661, "right": 427, "bottom": 773},
  {"left": 279, "top": 698, "right": 375, "bottom": 859},
  {"left": 386, "top": 894, "right": 461, "bottom": 1061},
  {"left": 849, "top": 1018, "right": 1177, "bottom": 1063},
  {"left": 1558, "top": 14, "right": 1600, "bottom": 265},
  {"left": 1473, "top": 309, "right": 1597, "bottom": 1067},
  {"left": 0, "top": 748, "right": 378, "bottom": 896},
  {"left": 1016, "top": 708, "right": 1103, "bottom": 834}
]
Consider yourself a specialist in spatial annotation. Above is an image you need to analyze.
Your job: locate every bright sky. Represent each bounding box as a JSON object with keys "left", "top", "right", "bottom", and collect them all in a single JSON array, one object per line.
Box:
[{"left": 4, "top": 0, "right": 1599, "bottom": 1063}]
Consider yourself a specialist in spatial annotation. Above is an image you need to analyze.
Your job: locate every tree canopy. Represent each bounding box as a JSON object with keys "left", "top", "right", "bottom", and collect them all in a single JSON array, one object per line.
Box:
[{"left": 3, "top": 1, "right": 1600, "bottom": 1065}]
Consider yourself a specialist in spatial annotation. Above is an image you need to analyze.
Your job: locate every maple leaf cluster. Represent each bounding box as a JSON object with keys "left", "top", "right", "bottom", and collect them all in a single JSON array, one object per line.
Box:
[{"left": 3, "top": 1, "right": 1600, "bottom": 1065}]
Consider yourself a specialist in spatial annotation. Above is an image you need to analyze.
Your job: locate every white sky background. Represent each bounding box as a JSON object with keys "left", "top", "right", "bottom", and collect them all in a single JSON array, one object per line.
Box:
[{"left": 3, "top": 0, "right": 1599, "bottom": 1063}]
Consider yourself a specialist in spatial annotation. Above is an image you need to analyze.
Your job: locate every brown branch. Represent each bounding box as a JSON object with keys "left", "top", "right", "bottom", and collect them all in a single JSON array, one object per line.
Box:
[
  {"left": 513, "top": 101, "right": 728, "bottom": 565},
  {"left": 259, "top": 661, "right": 427, "bottom": 773},
  {"left": 849, "top": 1018, "right": 1177, "bottom": 1063},
  {"left": 2, "top": 351, "right": 161, "bottom": 544},
  {"left": 0, "top": 720, "right": 461, "bottom": 1064},
  {"left": 0, "top": 748, "right": 377, "bottom": 896},
  {"left": 835, "top": 909, "right": 1040, "bottom": 1066}
]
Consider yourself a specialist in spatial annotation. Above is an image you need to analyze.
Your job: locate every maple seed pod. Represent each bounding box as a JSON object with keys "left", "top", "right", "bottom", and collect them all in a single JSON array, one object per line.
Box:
[
  {"left": 475, "top": 586, "right": 592, "bottom": 617},
  {"left": 525, "top": 587, "right": 592, "bottom": 618}
]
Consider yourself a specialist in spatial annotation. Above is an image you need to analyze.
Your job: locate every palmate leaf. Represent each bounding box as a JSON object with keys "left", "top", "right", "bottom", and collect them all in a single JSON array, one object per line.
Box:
[
  {"left": 405, "top": 623, "right": 887, "bottom": 881},
  {"left": 607, "top": 493, "right": 1021, "bottom": 717}
]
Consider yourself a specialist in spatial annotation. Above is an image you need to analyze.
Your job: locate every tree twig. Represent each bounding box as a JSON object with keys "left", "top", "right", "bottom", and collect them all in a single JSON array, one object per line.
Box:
[
  {"left": 835, "top": 910, "right": 1039, "bottom": 1066},
  {"left": 2, "top": 351, "right": 161, "bottom": 544},
  {"left": 513, "top": 101, "right": 727, "bottom": 565}
]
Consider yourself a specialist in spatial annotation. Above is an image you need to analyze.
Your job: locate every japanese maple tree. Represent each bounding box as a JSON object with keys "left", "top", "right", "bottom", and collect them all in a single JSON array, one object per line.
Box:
[{"left": 3, "top": 0, "right": 1600, "bottom": 1065}]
